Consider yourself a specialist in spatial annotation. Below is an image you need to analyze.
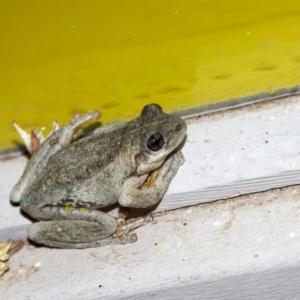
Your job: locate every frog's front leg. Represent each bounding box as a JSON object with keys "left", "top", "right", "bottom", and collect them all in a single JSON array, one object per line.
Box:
[
  {"left": 119, "top": 151, "right": 185, "bottom": 208},
  {"left": 27, "top": 206, "right": 128, "bottom": 249}
]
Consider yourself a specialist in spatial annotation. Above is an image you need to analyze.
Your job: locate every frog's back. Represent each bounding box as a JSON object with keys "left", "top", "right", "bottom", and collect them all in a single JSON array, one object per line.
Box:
[
  {"left": 25, "top": 125, "right": 136, "bottom": 208},
  {"left": 51, "top": 129, "right": 132, "bottom": 182}
]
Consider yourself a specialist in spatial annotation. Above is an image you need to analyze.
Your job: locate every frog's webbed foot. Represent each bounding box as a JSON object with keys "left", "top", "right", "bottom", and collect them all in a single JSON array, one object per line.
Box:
[
  {"left": 69, "top": 110, "right": 101, "bottom": 140},
  {"left": 70, "top": 110, "right": 101, "bottom": 130},
  {"left": 114, "top": 212, "right": 153, "bottom": 243}
]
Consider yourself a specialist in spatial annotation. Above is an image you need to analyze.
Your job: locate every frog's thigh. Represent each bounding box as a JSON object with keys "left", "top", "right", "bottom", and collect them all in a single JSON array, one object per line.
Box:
[
  {"left": 119, "top": 151, "right": 184, "bottom": 208},
  {"left": 28, "top": 207, "right": 118, "bottom": 248}
]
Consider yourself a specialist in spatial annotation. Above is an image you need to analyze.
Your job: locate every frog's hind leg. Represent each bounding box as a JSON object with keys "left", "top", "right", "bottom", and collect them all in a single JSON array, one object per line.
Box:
[
  {"left": 28, "top": 206, "right": 153, "bottom": 249},
  {"left": 10, "top": 110, "right": 101, "bottom": 204},
  {"left": 27, "top": 207, "right": 124, "bottom": 249}
]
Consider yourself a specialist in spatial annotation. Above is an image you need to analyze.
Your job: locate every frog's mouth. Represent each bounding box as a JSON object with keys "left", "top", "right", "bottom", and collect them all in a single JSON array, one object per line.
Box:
[{"left": 135, "top": 146, "right": 179, "bottom": 175}]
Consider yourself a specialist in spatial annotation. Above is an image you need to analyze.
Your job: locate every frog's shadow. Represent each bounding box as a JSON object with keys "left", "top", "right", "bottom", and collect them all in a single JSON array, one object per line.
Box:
[
  {"left": 18, "top": 207, "right": 36, "bottom": 222},
  {"left": 82, "top": 121, "right": 102, "bottom": 136},
  {"left": 11, "top": 141, "right": 30, "bottom": 157},
  {"left": 101, "top": 203, "right": 160, "bottom": 219},
  {"left": 128, "top": 203, "right": 160, "bottom": 218}
]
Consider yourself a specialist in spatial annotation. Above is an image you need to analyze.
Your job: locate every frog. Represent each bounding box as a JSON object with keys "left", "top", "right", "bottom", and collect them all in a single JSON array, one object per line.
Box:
[{"left": 10, "top": 104, "right": 187, "bottom": 249}]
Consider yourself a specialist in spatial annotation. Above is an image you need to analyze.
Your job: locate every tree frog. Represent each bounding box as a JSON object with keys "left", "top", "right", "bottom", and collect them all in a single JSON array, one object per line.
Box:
[{"left": 10, "top": 104, "right": 186, "bottom": 249}]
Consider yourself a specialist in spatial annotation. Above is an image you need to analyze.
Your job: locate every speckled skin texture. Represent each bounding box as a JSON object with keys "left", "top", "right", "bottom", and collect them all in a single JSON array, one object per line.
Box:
[{"left": 11, "top": 104, "right": 187, "bottom": 248}]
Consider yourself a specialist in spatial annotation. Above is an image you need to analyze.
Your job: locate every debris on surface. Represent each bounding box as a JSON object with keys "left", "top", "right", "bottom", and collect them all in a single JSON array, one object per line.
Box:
[
  {"left": 0, "top": 240, "right": 13, "bottom": 278},
  {"left": 12, "top": 121, "right": 59, "bottom": 155},
  {"left": 0, "top": 240, "right": 25, "bottom": 279},
  {"left": 12, "top": 109, "right": 101, "bottom": 155}
]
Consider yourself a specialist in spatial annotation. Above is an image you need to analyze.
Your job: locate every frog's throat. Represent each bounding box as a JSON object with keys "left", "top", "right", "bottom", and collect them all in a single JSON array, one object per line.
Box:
[{"left": 135, "top": 155, "right": 166, "bottom": 175}]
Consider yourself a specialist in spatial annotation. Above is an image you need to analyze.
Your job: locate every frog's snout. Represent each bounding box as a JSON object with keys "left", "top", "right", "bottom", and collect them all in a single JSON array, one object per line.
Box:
[
  {"left": 173, "top": 118, "right": 187, "bottom": 141},
  {"left": 174, "top": 121, "right": 187, "bottom": 133},
  {"left": 170, "top": 119, "right": 187, "bottom": 151}
]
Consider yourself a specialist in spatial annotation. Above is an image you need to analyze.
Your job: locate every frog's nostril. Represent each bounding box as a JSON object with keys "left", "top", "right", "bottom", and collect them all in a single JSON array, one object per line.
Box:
[{"left": 174, "top": 123, "right": 182, "bottom": 131}]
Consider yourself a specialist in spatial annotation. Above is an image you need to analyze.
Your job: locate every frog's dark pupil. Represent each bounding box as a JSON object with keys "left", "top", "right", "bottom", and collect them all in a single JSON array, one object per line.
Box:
[{"left": 147, "top": 133, "right": 164, "bottom": 151}]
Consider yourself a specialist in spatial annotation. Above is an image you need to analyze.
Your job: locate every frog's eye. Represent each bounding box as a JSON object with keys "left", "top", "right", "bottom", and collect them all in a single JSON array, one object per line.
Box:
[{"left": 147, "top": 133, "right": 164, "bottom": 151}]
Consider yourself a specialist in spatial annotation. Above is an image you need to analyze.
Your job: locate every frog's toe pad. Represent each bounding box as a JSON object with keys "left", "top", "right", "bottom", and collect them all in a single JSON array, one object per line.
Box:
[{"left": 116, "top": 233, "right": 137, "bottom": 244}]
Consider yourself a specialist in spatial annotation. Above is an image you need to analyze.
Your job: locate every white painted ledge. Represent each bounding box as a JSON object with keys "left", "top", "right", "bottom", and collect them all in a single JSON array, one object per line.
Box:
[
  {"left": 1, "top": 96, "right": 300, "bottom": 299},
  {"left": 164, "top": 95, "right": 300, "bottom": 211},
  {"left": 2, "top": 186, "right": 300, "bottom": 299}
]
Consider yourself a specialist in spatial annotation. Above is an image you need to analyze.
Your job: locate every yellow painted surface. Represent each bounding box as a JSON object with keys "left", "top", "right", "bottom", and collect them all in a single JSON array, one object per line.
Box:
[{"left": 1, "top": 1, "right": 300, "bottom": 149}]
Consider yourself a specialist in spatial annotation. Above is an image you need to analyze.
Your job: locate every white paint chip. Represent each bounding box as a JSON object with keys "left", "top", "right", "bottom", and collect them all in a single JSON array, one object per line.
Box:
[
  {"left": 213, "top": 221, "right": 221, "bottom": 227},
  {"left": 17, "top": 267, "right": 26, "bottom": 275},
  {"left": 258, "top": 236, "right": 265, "bottom": 242},
  {"left": 289, "top": 232, "right": 296, "bottom": 238},
  {"left": 222, "top": 211, "right": 230, "bottom": 217}
]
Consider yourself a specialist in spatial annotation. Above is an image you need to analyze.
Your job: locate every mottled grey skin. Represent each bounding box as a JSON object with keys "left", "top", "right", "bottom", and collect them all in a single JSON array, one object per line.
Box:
[{"left": 10, "top": 104, "right": 187, "bottom": 248}]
